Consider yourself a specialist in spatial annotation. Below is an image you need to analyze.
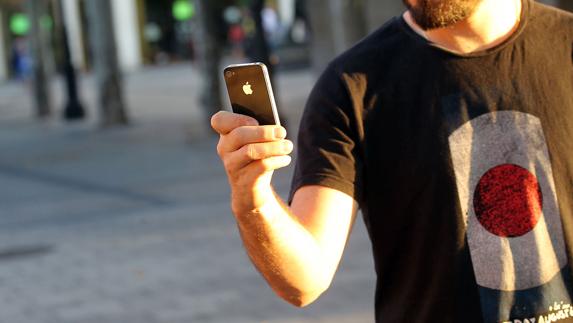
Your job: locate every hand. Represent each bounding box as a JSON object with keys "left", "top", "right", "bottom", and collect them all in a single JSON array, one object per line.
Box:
[{"left": 211, "top": 111, "right": 293, "bottom": 215}]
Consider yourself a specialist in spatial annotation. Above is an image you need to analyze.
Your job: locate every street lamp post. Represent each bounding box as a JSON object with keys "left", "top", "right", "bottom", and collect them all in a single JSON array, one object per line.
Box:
[{"left": 55, "top": 0, "right": 85, "bottom": 120}]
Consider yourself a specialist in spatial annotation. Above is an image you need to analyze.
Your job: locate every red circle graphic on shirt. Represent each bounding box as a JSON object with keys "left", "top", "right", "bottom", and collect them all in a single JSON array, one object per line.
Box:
[{"left": 473, "top": 164, "right": 543, "bottom": 238}]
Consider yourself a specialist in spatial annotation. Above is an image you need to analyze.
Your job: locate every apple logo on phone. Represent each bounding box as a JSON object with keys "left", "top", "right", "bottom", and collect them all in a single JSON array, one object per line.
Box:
[{"left": 243, "top": 82, "right": 253, "bottom": 95}]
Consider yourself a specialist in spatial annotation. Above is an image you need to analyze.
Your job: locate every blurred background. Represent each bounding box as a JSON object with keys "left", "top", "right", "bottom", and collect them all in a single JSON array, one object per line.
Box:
[{"left": 0, "top": 0, "right": 570, "bottom": 322}]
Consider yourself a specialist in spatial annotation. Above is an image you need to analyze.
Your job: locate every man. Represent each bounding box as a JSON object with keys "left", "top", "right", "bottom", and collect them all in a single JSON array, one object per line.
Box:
[{"left": 211, "top": 0, "right": 573, "bottom": 321}]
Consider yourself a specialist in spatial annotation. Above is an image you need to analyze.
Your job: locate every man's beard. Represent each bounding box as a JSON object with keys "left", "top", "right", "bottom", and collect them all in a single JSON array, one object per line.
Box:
[{"left": 403, "top": 0, "right": 481, "bottom": 30}]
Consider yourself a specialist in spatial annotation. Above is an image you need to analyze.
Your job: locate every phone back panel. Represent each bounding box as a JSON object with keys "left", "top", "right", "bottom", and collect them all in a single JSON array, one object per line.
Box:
[{"left": 224, "top": 63, "right": 279, "bottom": 125}]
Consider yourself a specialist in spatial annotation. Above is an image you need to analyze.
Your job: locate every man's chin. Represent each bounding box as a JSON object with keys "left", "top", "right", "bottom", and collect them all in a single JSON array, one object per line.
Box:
[
  {"left": 404, "top": 0, "right": 480, "bottom": 31},
  {"left": 413, "top": 15, "right": 467, "bottom": 30}
]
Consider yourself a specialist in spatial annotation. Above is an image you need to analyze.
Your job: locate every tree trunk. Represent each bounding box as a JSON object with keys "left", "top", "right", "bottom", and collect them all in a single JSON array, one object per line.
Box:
[
  {"left": 249, "top": 0, "right": 287, "bottom": 125},
  {"left": 249, "top": 0, "right": 273, "bottom": 74},
  {"left": 195, "top": 0, "right": 223, "bottom": 122},
  {"left": 306, "top": 0, "right": 367, "bottom": 75},
  {"left": 26, "top": 0, "right": 52, "bottom": 118},
  {"left": 364, "top": 0, "right": 404, "bottom": 32},
  {"left": 85, "top": 0, "right": 129, "bottom": 126}
]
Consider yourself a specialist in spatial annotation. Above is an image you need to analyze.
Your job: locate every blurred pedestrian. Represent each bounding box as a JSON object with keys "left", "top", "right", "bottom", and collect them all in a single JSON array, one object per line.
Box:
[
  {"left": 228, "top": 23, "right": 245, "bottom": 58},
  {"left": 211, "top": 0, "right": 573, "bottom": 322},
  {"left": 11, "top": 37, "right": 32, "bottom": 81},
  {"left": 261, "top": 4, "right": 280, "bottom": 49}
]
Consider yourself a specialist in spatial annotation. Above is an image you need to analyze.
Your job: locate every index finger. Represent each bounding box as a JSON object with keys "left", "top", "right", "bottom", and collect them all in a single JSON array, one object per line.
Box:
[{"left": 211, "top": 111, "right": 258, "bottom": 135}]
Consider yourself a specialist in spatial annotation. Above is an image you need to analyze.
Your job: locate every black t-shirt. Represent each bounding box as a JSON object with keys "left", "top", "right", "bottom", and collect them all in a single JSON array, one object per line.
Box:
[{"left": 289, "top": 1, "right": 573, "bottom": 322}]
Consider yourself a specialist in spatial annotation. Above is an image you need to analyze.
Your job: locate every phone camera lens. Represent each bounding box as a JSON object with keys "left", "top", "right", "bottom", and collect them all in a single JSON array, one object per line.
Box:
[{"left": 225, "top": 71, "right": 234, "bottom": 78}]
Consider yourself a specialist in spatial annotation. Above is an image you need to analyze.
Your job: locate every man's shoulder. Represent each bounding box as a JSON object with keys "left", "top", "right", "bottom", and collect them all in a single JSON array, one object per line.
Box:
[
  {"left": 530, "top": 1, "right": 573, "bottom": 33},
  {"left": 327, "top": 17, "right": 410, "bottom": 75}
]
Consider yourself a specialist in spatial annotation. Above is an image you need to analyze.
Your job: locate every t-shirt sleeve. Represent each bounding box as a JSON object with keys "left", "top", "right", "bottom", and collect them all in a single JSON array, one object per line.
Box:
[{"left": 288, "top": 65, "right": 363, "bottom": 205}]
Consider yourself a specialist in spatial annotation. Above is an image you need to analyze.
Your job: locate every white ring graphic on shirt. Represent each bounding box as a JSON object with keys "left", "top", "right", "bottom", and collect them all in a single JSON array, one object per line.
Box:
[{"left": 449, "top": 111, "right": 566, "bottom": 291}]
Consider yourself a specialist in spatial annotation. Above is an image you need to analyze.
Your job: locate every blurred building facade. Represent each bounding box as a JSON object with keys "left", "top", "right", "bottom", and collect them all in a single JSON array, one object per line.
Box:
[
  {"left": 0, "top": 0, "right": 144, "bottom": 81},
  {"left": 0, "top": 0, "right": 303, "bottom": 81},
  {"left": 0, "top": 0, "right": 568, "bottom": 82}
]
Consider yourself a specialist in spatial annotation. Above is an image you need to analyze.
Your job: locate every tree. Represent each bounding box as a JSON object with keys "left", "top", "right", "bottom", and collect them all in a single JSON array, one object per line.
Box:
[
  {"left": 26, "top": 0, "right": 53, "bottom": 118},
  {"left": 194, "top": 0, "right": 225, "bottom": 123},
  {"left": 306, "top": 0, "right": 402, "bottom": 74},
  {"left": 247, "top": 0, "right": 274, "bottom": 79},
  {"left": 85, "top": 0, "right": 129, "bottom": 126},
  {"left": 306, "top": 0, "right": 366, "bottom": 75}
]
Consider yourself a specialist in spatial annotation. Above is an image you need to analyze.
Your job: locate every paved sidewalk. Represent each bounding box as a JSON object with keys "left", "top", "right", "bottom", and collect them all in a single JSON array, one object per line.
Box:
[{"left": 0, "top": 64, "right": 375, "bottom": 323}]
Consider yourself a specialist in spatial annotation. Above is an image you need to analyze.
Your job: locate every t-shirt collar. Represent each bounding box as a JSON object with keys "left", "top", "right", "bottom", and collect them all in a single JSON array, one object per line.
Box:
[{"left": 397, "top": 0, "right": 530, "bottom": 58}]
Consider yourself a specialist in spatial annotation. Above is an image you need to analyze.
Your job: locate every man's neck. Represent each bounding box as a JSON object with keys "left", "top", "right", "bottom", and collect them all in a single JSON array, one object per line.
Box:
[{"left": 404, "top": 0, "right": 523, "bottom": 54}]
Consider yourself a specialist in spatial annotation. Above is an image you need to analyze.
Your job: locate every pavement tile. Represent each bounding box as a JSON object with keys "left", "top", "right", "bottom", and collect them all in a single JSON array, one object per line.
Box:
[{"left": 0, "top": 65, "right": 375, "bottom": 323}]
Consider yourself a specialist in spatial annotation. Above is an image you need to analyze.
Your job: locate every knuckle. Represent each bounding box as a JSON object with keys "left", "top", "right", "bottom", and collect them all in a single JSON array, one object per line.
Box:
[
  {"left": 241, "top": 144, "right": 256, "bottom": 160},
  {"left": 222, "top": 157, "right": 234, "bottom": 171},
  {"left": 216, "top": 136, "right": 230, "bottom": 155},
  {"left": 246, "top": 144, "right": 259, "bottom": 160},
  {"left": 231, "top": 126, "right": 246, "bottom": 140},
  {"left": 253, "top": 160, "right": 270, "bottom": 172},
  {"left": 262, "top": 126, "right": 275, "bottom": 140},
  {"left": 216, "top": 141, "right": 224, "bottom": 156},
  {"left": 210, "top": 111, "right": 224, "bottom": 130},
  {"left": 259, "top": 159, "right": 272, "bottom": 171},
  {"left": 230, "top": 126, "right": 252, "bottom": 146}
]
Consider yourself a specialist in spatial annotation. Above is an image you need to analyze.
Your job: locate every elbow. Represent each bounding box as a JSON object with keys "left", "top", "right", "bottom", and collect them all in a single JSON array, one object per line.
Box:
[
  {"left": 277, "top": 285, "right": 328, "bottom": 308},
  {"left": 264, "top": 260, "right": 335, "bottom": 308},
  {"left": 287, "top": 292, "right": 322, "bottom": 308}
]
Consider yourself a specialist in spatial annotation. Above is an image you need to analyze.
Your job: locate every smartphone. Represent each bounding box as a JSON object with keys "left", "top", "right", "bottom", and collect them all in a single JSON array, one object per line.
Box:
[{"left": 223, "top": 62, "right": 280, "bottom": 126}]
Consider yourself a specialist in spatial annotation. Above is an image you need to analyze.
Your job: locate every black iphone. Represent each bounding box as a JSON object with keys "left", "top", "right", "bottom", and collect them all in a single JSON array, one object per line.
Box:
[{"left": 223, "top": 62, "right": 280, "bottom": 126}]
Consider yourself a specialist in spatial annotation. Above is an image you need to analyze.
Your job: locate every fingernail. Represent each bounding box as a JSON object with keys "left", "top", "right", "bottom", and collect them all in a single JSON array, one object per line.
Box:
[
  {"left": 246, "top": 119, "right": 258, "bottom": 126},
  {"left": 274, "top": 127, "right": 286, "bottom": 139}
]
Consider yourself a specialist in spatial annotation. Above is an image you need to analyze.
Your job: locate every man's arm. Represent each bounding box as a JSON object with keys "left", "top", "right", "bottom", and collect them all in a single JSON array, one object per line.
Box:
[
  {"left": 237, "top": 185, "right": 358, "bottom": 307},
  {"left": 212, "top": 111, "right": 358, "bottom": 307}
]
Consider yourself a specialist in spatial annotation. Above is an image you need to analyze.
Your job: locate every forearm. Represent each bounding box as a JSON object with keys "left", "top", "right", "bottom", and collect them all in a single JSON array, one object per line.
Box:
[
  {"left": 234, "top": 189, "right": 330, "bottom": 307},
  {"left": 210, "top": 112, "right": 340, "bottom": 306}
]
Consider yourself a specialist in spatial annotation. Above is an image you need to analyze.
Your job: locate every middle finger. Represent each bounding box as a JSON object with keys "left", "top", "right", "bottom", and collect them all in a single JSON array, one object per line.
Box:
[
  {"left": 225, "top": 139, "right": 294, "bottom": 170},
  {"left": 221, "top": 125, "right": 287, "bottom": 153}
]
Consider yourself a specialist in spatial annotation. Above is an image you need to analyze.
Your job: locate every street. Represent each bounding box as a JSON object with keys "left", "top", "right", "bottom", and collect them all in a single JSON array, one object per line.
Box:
[{"left": 0, "top": 64, "right": 375, "bottom": 323}]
